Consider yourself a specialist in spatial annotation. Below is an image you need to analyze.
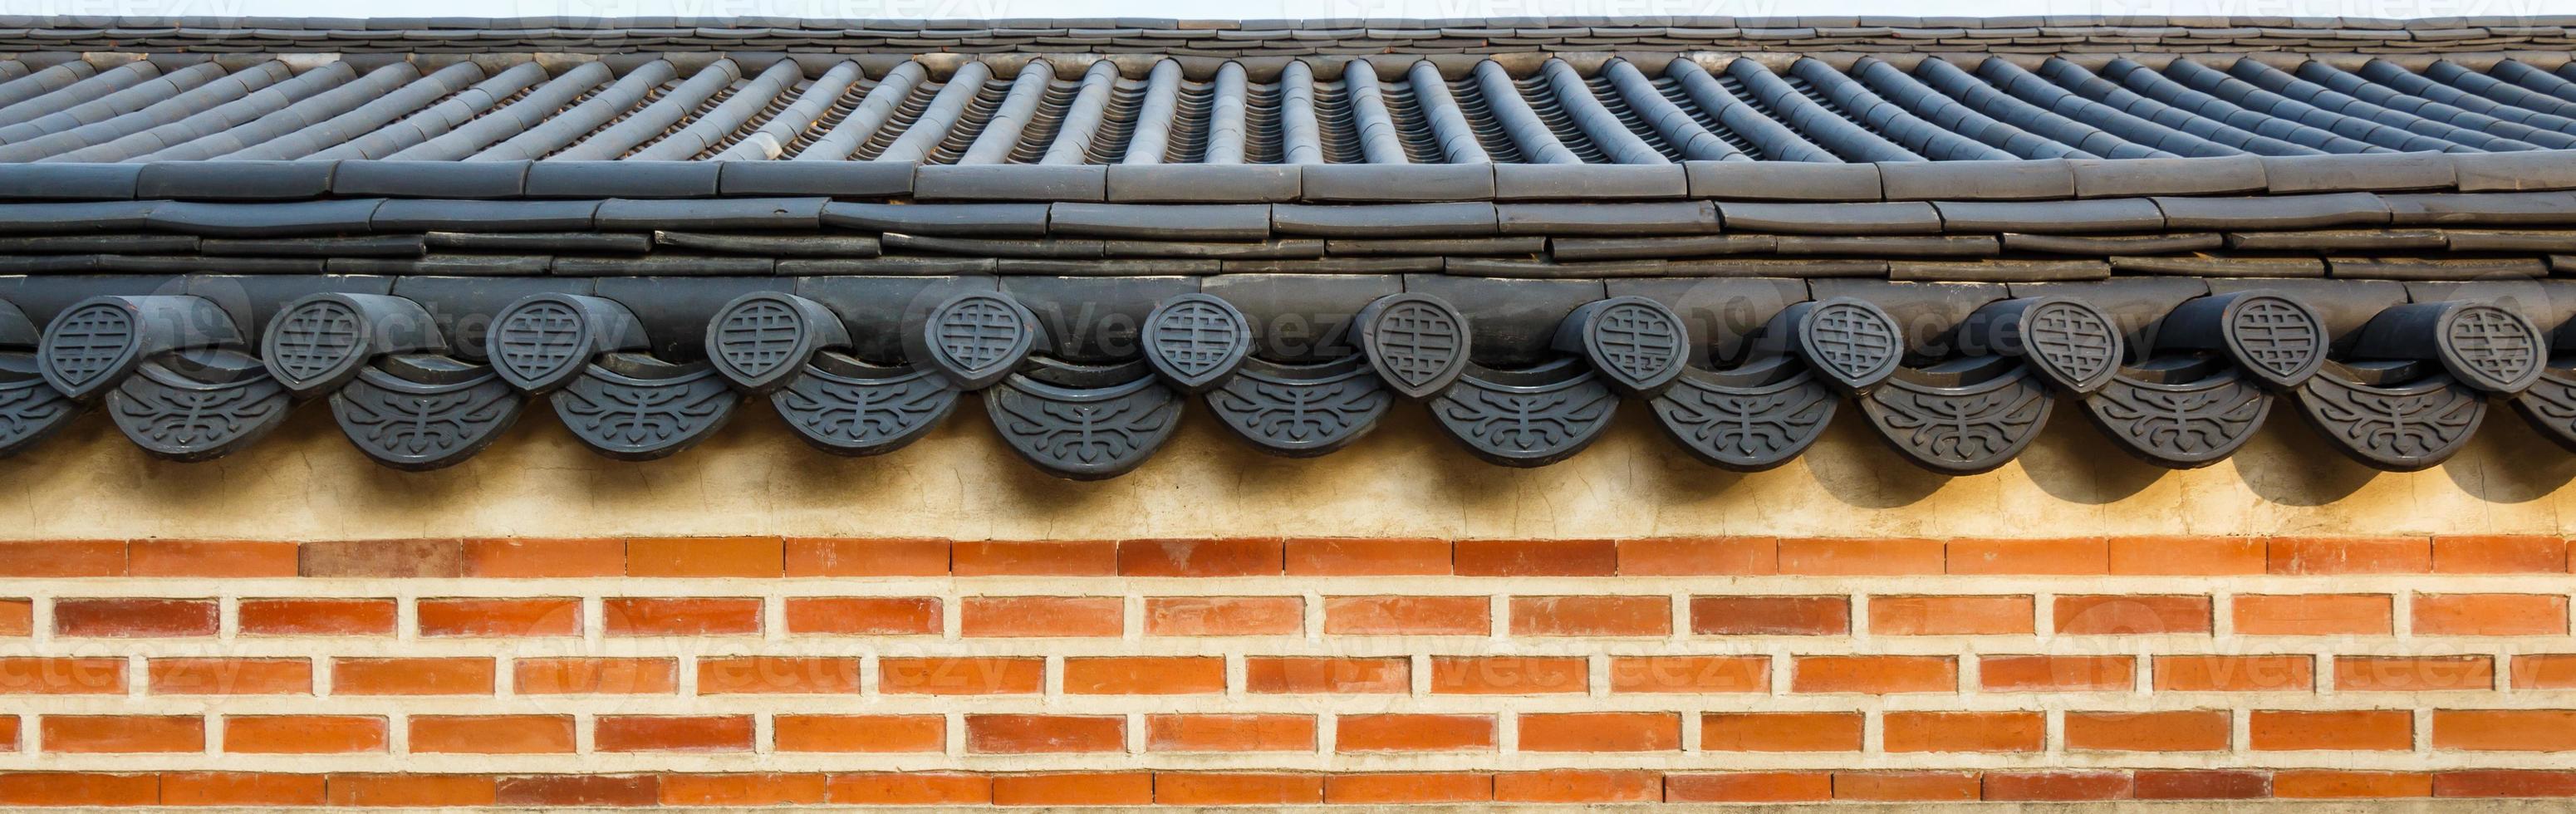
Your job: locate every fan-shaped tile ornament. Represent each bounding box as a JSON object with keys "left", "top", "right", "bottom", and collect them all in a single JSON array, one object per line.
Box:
[
  {"left": 105, "top": 352, "right": 292, "bottom": 463},
  {"left": 0, "top": 357, "right": 78, "bottom": 458},
  {"left": 1568, "top": 297, "right": 1688, "bottom": 396},
  {"left": 331, "top": 362, "right": 524, "bottom": 472},
  {"left": 550, "top": 356, "right": 739, "bottom": 461},
  {"left": 39, "top": 296, "right": 240, "bottom": 402},
  {"left": 707, "top": 292, "right": 849, "bottom": 394},
  {"left": 2510, "top": 369, "right": 2576, "bottom": 454},
  {"left": 1358, "top": 292, "right": 1470, "bottom": 400},
  {"left": 1429, "top": 360, "right": 1620, "bottom": 468},
  {"left": 2081, "top": 369, "right": 2270, "bottom": 468},
  {"left": 2019, "top": 299, "right": 2122, "bottom": 394},
  {"left": 1858, "top": 365, "right": 2053, "bottom": 475},
  {"left": 2434, "top": 304, "right": 2544, "bottom": 395},
  {"left": 489, "top": 294, "right": 645, "bottom": 395},
  {"left": 2222, "top": 293, "right": 2327, "bottom": 389},
  {"left": 986, "top": 365, "right": 1181, "bottom": 480},
  {"left": 921, "top": 291, "right": 1038, "bottom": 390},
  {"left": 1142, "top": 293, "right": 1253, "bottom": 393},
  {"left": 262, "top": 293, "right": 444, "bottom": 398},
  {"left": 1205, "top": 356, "right": 1390, "bottom": 458},
  {"left": 770, "top": 353, "right": 958, "bottom": 457},
  {"left": 1791, "top": 297, "right": 1902, "bottom": 394},
  {"left": 2295, "top": 371, "right": 2484, "bottom": 472},
  {"left": 1650, "top": 365, "right": 1836, "bottom": 471}
]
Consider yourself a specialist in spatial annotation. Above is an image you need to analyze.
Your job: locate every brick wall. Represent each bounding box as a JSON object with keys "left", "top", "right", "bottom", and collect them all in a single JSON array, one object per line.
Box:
[{"left": 0, "top": 535, "right": 2572, "bottom": 807}]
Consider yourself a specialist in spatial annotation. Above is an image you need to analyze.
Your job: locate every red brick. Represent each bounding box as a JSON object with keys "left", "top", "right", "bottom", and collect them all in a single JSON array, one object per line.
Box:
[
  {"left": 824, "top": 773, "right": 989, "bottom": 806},
  {"left": 2433, "top": 535, "right": 2568, "bottom": 573},
  {"left": 1792, "top": 655, "right": 1956, "bottom": 694},
  {"left": 1610, "top": 655, "right": 1768, "bottom": 694},
  {"left": 595, "top": 715, "right": 753, "bottom": 752},
  {"left": 1871, "top": 595, "right": 2032, "bottom": 635},
  {"left": 989, "top": 773, "right": 1152, "bottom": 806},
  {"left": 462, "top": 538, "right": 624, "bottom": 576},
  {"left": 1245, "top": 656, "right": 1408, "bottom": 694},
  {"left": 1156, "top": 773, "right": 1322, "bottom": 806},
  {"left": 2436, "top": 770, "right": 2576, "bottom": 797},
  {"left": 1511, "top": 596, "right": 1670, "bottom": 636},
  {"left": 1948, "top": 537, "right": 2107, "bottom": 574},
  {"left": 783, "top": 596, "right": 940, "bottom": 635},
  {"left": 2234, "top": 593, "right": 2392, "bottom": 635},
  {"left": 1323, "top": 772, "right": 1492, "bottom": 803},
  {"left": 1981, "top": 655, "right": 2135, "bottom": 692},
  {"left": 1885, "top": 711, "right": 2044, "bottom": 753},
  {"left": 0, "top": 717, "right": 12, "bottom": 751},
  {"left": 1117, "top": 537, "right": 1282, "bottom": 576},
  {"left": 299, "top": 539, "right": 461, "bottom": 577},
  {"left": 2276, "top": 770, "right": 2433, "bottom": 798},
  {"left": 1145, "top": 596, "right": 1301, "bottom": 635},
  {"left": 2108, "top": 536, "right": 2266, "bottom": 575},
  {"left": 2269, "top": 536, "right": 2431, "bottom": 574},
  {"left": 238, "top": 598, "right": 395, "bottom": 636},
  {"left": 1063, "top": 656, "right": 1225, "bottom": 694},
  {"left": 514, "top": 657, "right": 676, "bottom": 694},
  {"left": 881, "top": 657, "right": 1043, "bottom": 695},
  {"left": 224, "top": 716, "right": 385, "bottom": 753},
  {"left": 163, "top": 772, "right": 327, "bottom": 806},
  {"left": 0, "top": 540, "right": 125, "bottom": 576},
  {"left": 1431, "top": 656, "right": 1586, "bottom": 694},
  {"left": 2156, "top": 655, "right": 2315, "bottom": 692},
  {"left": 0, "top": 599, "right": 26, "bottom": 637},
  {"left": 1834, "top": 771, "right": 1981, "bottom": 801},
  {"left": 1146, "top": 714, "right": 1315, "bottom": 752},
  {"left": 495, "top": 776, "right": 659, "bottom": 807},
  {"left": 1666, "top": 772, "right": 1831, "bottom": 803},
  {"left": 1455, "top": 538, "right": 1616, "bottom": 576},
  {"left": 1519, "top": 712, "right": 1680, "bottom": 752},
  {"left": 1690, "top": 596, "right": 1848, "bottom": 635},
  {"left": 783, "top": 537, "right": 950, "bottom": 576},
  {"left": 2054, "top": 594, "right": 2212, "bottom": 635},
  {"left": 2513, "top": 654, "right": 2576, "bottom": 689},
  {"left": 417, "top": 597, "right": 581, "bottom": 637},
  {"left": 1702, "top": 712, "right": 1862, "bottom": 752},
  {"left": 0, "top": 773, "right": 157, "bottom": 806},
  {"left": 1616, "top": 536, "right": 1777, "bottom": 576},
  {"left": 332, "top": 657, "right": 493, "bottom": 695},
  {"left": 1985, "top": 771, "right": 2133, "bottom": 801},
  {"left": 2134, "top": 770, "right": 2270, "bottom": 799},
  {"left": 657, "top": 774, "right": 827, "bottom": 806},
  {"left": 2337, "top": 655, "right": 2495, "bottom": 692},
  {"left": 1324, "top": 595, "right": 1487, "bottom": 635},
  {"left": 325, "top": 774, "right": 497, "bottom": 807},
  {"left": 54, "top": 598, "right": 215, "bottom": 637},
  {"left": 147, "top": 657, "right": 311, "bottom": 695},
  {"left": 966, "top": 714, "right": 1124, "bottom": 753},
  {"left": 1495, "top": 770, "right": 1661, "bottom": 803},
  {"left": 40, "top": 715, "right": 202, "bottom": 753},
  {"left": 0, "top": 657, "right": 123, "bottom": 694},
  {"left": 602, "top": 597, "right": 760, "bottom": 636},
  {"left": 411, "top": 715, "right": 576, "bottom": 753},
  {"left": 2251, "top": 709, "right": 2412, "bottom": 751},
  {"left": 952, "top": 540, "right": 1116, "bottom": 576},
  {"left": 960, "top": 596, "right": 1121, "bottom": 637},
  {"left": 1777, "top": 537, "right": 1944, "bottom": 575},
  {"left": 625, "top": 537, "right": 782, "bottom": 577},
  {"left": 1283, "top": 537, "right": 1450, "bottom": 575},
  {"left": 2065, "top": 710, "right": 2231, "bottom": 752},
  {"left": 774, "top": 715, "right": 945, "bottom": 753},
  {"left": 2435, "top": 709, "right": 2576, "bottom": 751},
  {"left": 698, "top": 656, "right": 861, "bottom": 694},
  {"left": 1335, "top": 714, "right": 1494, "bottom": 752},
  {"left": 126, "top": 540, "right": 298, "bottom": 576},
  {"left": 2415, "top": 593, "right": 2569, "bottom": 636}
]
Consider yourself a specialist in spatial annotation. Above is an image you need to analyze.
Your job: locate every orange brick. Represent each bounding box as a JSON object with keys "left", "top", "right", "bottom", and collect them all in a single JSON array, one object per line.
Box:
[
  {"left": 0, "top": 599, "right": 26, "bottom": 636},
  {"left": 1703, "top": 712, "right": 1862, "bottom": 752},
  {"left": 1510, "top": 596, "right": 1670, "bottom": 636},
  {"left": 626, "top": 536, "right": 783, "bottom": 577},
  {"left": 461, "top": 537, "right": 625, "bottom": 576},
  {"left": 1145, "top": 596, "right": 1301, "bottom": 635},
  {"left": 417, "top": 597, "right": 581, "bottom": 637},
  {"left": 824, "top": 773, "right": 989, "bottom": 806},
  {"left": 783, "top": 537, "right": 949, "bottom": 576},
  {"left": 514, "top": 658, "right": 677, "bottom": 694},
  {"left": 1835, "top": 771, "right": 1982, "bottom": 801},
  {"left": 162, "top": 772, "right": 327, "bottom": 807},
  {"left": 1324, "top": 773, "right": 1493, "bottom": 803},
  {"left": 0, "top": 657, "right": 124, "bottom": 694},
  {"left": 2155, "top": 655, "right": 2315, "bottom": 692},
  {"left": 323, "top": 774, "right": 496, "bottom": 807},
  {"left": 223, "top": 715, "right": 385, "bottom": 753},
  {"left": 2337, "top": 655, "right": 2495, "bottom": 692},
  {"left": 1777, "top": 537, "right": 1944, "bottom": 575},
  {"left": 1985, "top": 771, "right": 2133, "bottom": 802},
  {"left": 1324, "top": 595, "right": 1487, "bottom": 635},
  {"left": 298, "top": 538, "right": 461, "bottom": 577},
  {"left": 656, "top": 773, "right": 825, "bottom": 806},
  {"left": 698, "top": 656, "right": 860, "bottom": 694},
  {"left": 2269, "top": 536, "right": 2431, "bottom": 574},
  {"left": 54, "top": 598, "right": 215, "bottom": 637},
  {"left": 774, "top": 715, "right": 945, "bottom": 753},
  {"left": 2275, "top": 770, "right": 2432, "bottom": 798},
  {"left": 1519, "top": 712, "right": 1680, "bottom": 752},
  {"left": 2415, "top": 593, "right": 2569, "bottom": 636},
  {"left": 2435, "top": 709, "right": 2576, "bottom": 751},
  {"left": 1884, "top": 712, "right": 2044, "bottom": 753},
  {"left": 2134, "top": 770, "right": 2271, "bottom": 799},
  {"left": 1792, "top": 655, "right": 1957, "bottom": 694},
  {"left": 126, "top": 540, "right": 298, "bottom": 576},
  {"left": 1117, "top": 537, "right": 1282, "bottom": 576},
  {"left": 411, "top": 715, "right": 576, "bottom": 753},
  {"left": 596, "top": 715, "right": 753, "bottom": 752},
  {"left": 40, "top": 715, "right": 203, "bottom": 753},
  {"left": 0, "top": 541, "right": 125, "bottom": 576},
  {"left": 2433, "top": 535, "right": 2568, "bottom": 573},
  {"left": 2234, "top": 594, "right": 2392, "bottom": 635},
  {"left": 990, "top": 772, "right": 1151, "bottom": 806},
  {"left": 602, "top": 597, "right": 762, "bottom": 636},
  {"left": 0, "top": 716, "right": 12, "bottom": 750},
  {"left": 1064, "top": 656, "right": 1225, "bottom": 694},
  {"left": 881, "top": 657, "right": 1043, "bottom": 695},
  {"left": 2054, "top": 594, "right": 2212, "bottom": 635},
  {"left": 783, "top": 596, "right": 940, "bottom": 635},
  {"left": 147, "top": 658, "right": 312, "bottom": 695},
  {"left": 1245, "top": 656, "right": 1409, "bottom": 694},
  {"left": 1690, "top": 596, "right": 1848, "bottom": 635},
  {"left": 1146, "top": 714, "right": 1316, "bottom": 753},
  {"left": 332, "top": 657, "right": 493, "bottom": 695},
  {"left": 959, "top": 596, "right": 1121, "bottom": 637},
  {"left": 1609, "top": 655, "right": 1769, "bottom": 694},
  {"left": 1283, "top": 537, "right": 1450, "bottom": 575},
  {"left": 2065, "top": 710, "right": 2230, "bottom": 752},
  {"left": 1431, "top": 656, "right": 1586, "bottom": 694},
  {"left": 1616, "top": 537, "right": 1778, "bottom": 576},
  {"left": 1871, "top": 595, "right": 2032, "bottom": 635},
  {"left": 238, "top": 598, "right": 395, "bottom": 636},
  {"left": 0, "top": 772, "right": 158, "bottom": 806},
  {"left": 952, "top": 540, "right": 1116, "bottom": 576},
  {"left": 2512, "top": 654, "right": 2576, "bottom": 689},
  {"left": 2251, "top": 710, "right": 2412, "bottom": 751},
  {"left": 1155, "top": 772, "right": 1322, "bottom": 806},
  {"left": 965, "top": 714, "right": 1124, "bottom": 753},
  {"left": 1494, "top": 770, "right": 1661, "bottom": 803},
  {"left": 2432, "top": 770, "right": 2576, "bottom": 797},
  {"left": 1947, "top": 537, "right": 2107, "bottom": 574},
  {"left": 1666, "top": 772, "right": 1832, "bottom": 803},
  {"left": 2107, "top": 536, "right": 2267, "bottom": 575},
  {"left": 1455, "top": 538, "right": 1616, "bottom": 576},
  {"left": 1336, "top": 714, "right": 1494, "bottom": 752},
  {"left": 495, "top": 776, "right": 659, "bottom": 807},
  {"left": 1980, "top": 655, "right": 2135, "bottom": 692}
]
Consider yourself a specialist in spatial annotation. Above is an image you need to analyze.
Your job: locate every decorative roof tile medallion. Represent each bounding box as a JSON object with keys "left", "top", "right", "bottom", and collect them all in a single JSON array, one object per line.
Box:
[
  {"left": 39, "top": 301, "right": 140, "bottom": 400},
  {"left": 1567, "top": 296, "right": 1690, "bottom": 396},
  {"left": 920, "top": 291, "right": 1038, "bottom": 390},
  {"left": 707, "top": 292, "right": 850, "bottom": 394},
  {"left": 490, "top": 294, "right": 603, "bottom": 394},
  {"left": 261, "top": 293, "right": 444, "bottom": 397},
  {"left": 2223, "top": 293, "right": 2329, "bottom": 389},
  {"left": 1790, "top": 297, "right": 1903, "bottom": 394},
  {"left": 1142, "top": 293, "right": 1254, "bottom": 393},
  {"left": 1358, "top": 292, "right": 1470, "bottom": 400},
  {"left": 2021, "top": 298, "right": 2122, "bottom": 395},
  {"left": 2435, "top": 303, "right": 2544, "bottom": 394}
]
